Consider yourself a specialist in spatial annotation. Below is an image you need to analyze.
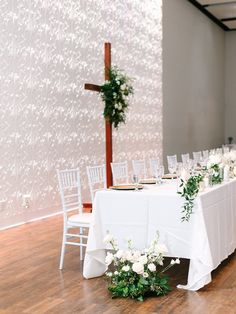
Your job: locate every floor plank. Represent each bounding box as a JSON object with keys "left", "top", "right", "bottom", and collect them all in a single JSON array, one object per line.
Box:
[{"left": 1, "top": 215, "right": 236, "bottom": 313}]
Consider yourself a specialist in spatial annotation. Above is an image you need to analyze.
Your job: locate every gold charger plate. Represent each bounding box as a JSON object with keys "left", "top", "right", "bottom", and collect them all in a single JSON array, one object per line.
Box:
[
  {"left": 139, "top": 178, "right": 156, "bottom": 184},
  {"left": 162, "top": 174, "right": 178, "bottom": 179},
  {"left": 110, "top": 184, "right": 143, "bottom": 190}
]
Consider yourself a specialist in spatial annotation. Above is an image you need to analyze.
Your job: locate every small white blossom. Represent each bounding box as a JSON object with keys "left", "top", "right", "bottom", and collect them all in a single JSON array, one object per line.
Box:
[
  {"left": 114, "top": 271, "right": 119, "bottom": 275},
  {"left": 132, "top": 262, "right": 144, "bottom": 275},
  {"left": 147, "top": 263, "right": 156, "bottom": 272},
  {"left": 143, "top": 272, "right": 149, "bottom": 278},
  {"left": 106, "top": 272, "right": 113, "bottom": 277},
  {"left": 122, "top": 265, "right": 130, "bottom": 272},
  {"left": 138, "top": 255, "right": 148, "bottom": 265},
  {"left": 115, "top": 250, "right": 124, "bottom": 259}
]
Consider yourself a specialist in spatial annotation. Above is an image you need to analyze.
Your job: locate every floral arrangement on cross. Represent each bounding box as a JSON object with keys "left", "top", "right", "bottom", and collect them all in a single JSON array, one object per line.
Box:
[
  {"left": 104, "top": 232, "right": 180, "bottom": 301},
  {"left": 100, "top": 66, "right": 134, "bottom": 129}
]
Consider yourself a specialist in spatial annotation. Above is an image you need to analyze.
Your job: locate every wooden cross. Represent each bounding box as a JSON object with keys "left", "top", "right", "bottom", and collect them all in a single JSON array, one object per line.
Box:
[{"left": 84, "top": 42, "right": 113, "bottom": 188}]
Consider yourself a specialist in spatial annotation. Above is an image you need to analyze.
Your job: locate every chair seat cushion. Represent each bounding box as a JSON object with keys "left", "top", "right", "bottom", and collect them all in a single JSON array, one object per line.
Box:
[{"left": 68, "top": 213, "right": 91, "bottom": 225}]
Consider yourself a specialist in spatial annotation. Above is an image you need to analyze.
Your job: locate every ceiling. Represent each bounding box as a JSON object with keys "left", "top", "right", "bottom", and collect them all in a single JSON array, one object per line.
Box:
[{"left": 188, "top": 0, "right": 236, "bottom": 31}]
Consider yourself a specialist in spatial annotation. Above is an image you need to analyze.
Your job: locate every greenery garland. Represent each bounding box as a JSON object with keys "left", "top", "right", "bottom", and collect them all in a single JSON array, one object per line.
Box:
[
  {"left": 178, "top": 174, "right": 204, "bottom": 222},
  {"left": 100, "top": 66, "right": 134, "bottom": 129}
]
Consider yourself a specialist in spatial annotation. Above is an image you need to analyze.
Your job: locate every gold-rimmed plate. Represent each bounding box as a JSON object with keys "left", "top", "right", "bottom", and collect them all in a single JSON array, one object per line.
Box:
[
  {"left": 110, "top": 184, "right": 143, "bottom": 190},
  {"left": 139, "top": 178, "right": 156, "bottom": 184},
  {"left": 162, "top": 174, "right": 178, "bottom": 179}
]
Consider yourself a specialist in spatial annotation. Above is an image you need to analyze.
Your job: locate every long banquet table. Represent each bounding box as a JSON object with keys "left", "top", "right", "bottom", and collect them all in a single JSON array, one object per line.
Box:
[{"left": 83, "top": 178, "right": 236, "bottom": 290}]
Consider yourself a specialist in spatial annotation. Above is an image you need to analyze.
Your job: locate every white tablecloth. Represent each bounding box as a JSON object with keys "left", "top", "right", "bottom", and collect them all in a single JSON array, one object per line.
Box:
[{"left": 83, "top": 179, "right": 236, "bottom": 290}]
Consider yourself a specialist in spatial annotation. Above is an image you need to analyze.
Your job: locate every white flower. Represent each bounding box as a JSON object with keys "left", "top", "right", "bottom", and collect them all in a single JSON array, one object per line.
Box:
[
  {"left": 123, "top": 250, "right": 133, "bottom": 262},
  {"left": 115, "top": 250, "right": 124, "bottom": 259},
  {"left": 170, "top": 258, "right": 180, "bottom": 265},
  {"left": 114, "top": 271, "right": 119, "bottom": 275},
  {"left": 113, "top": 92, "right": 117, "bottom": 97},
  {"left": 120, "top": 84, "right": 125, "bottom": 91},
  {"left": 143, "top": 272, "right": 149, "bottom": 278},
  {"left": 105, "top": 252, "right": 114, "bottom": 266},
  {"left": 122, "top": 265, "right": 130, "bottom": 272},
  {"left": 118, "top": 104, "right": 122, "bottom": 111},
  {"left": 138, "top": 255, "right": 148, "bottom": 265},
  {"left": 131, "top": 250, "right": 141, "bottom": 263},
  {"left": 132, "top": 262, "right": 144, "bottom": 275},
  {"left": 106, "top": 272, "right": 113, "bottom": 277},
  {"left": 114, "top": 103, "right": 119, "bottom": 109},
  {"left": 147, "top": 263, "right": 156, "bottom": 272},
  {"left": 207, "top": 154, "right": 222, "bottom": 168},
  {"left": 104, "top": 233, "right": 114, "bottom": 244}
]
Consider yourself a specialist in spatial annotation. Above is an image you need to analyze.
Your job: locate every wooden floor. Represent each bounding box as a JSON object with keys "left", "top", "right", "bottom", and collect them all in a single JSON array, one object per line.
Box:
[{"left": 1, "top": 217, "right": 236, "bottom": 314}]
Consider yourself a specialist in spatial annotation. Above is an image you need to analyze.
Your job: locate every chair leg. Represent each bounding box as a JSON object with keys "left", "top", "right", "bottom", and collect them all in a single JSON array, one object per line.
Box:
[
  {"left": 59, "top": 230, "right": 67, "bottom": 270},
  {"left": 80, "top": 227, "right": 83, "bottom": 261}
]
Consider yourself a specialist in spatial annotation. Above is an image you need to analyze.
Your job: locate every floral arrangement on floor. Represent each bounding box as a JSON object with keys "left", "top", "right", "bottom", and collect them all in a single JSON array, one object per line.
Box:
[
  {"left": 100, "top": 66, "right": 134, "bottom": 129},
  {"left": 178, "top": 174, "right": 204, "bottom": 222},
  {"left": 104, "top": 232, "right": 180, "bottom": 301}
]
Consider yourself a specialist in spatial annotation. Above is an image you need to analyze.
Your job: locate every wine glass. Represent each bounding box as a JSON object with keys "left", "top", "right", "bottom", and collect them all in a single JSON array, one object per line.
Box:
[{"left": 132, "top": 174, "right": 139, "bottom": 191}]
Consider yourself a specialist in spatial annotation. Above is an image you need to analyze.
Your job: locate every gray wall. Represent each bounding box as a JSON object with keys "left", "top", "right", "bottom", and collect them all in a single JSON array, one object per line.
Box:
[
  {"left": 225, "top": 32, "right": 236, "bottom": 144},
  {"left": 162, "top": 0, "right": 225, "bottom": 163}
]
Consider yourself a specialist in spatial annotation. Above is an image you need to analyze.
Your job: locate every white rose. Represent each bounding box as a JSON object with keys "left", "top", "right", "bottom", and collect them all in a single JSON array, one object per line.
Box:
[
  {"left": 105, "top": 252, "right": 114, "bottom": 266},
  {"left": 131, "top": 251, "right": 141, "bottom": 263},
  {"left": 143, "top": 272, "right": 149, "bottom": 278},
  {"left": 132, "top": 262, "right": 144, "bottom": 275},
  {"left": 147, "top": 263, "right": 156, "bottom": 272},
  {"left": 122, "top": 265, "right": 130, "bottom": 272},
  {"left": 123, "top": 251, "right": 133, "bottom": 262},
  {"left": 138, "top": 255, "right": 148, "bottom": 265},
  {"left": 115, "top": 250, "right": 124, "bottom": 259}
]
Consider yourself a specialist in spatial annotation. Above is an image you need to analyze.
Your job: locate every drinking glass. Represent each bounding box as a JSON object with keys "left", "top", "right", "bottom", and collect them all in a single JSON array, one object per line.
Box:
[{"left": 132, "top": 174, "right": 139, "bottom": 191}]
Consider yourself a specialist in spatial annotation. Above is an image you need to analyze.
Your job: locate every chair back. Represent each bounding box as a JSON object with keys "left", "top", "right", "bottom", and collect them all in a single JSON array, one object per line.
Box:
[
  {"left": 149, "top": 159, "right": 159, "bottom": 177},
  {"left": 57, "top": 169, "right": 83, "bottom": 219},
  {"left": 167, "top": 155, "right": 177, "bottom": 166},
  {"left": 202, "top": 150, "right": 209, "bottom": 159},
  {"left": 111, "top": 161, "right": 128, "bottom": 185},
  {"left": 181, "top": 153, "right": 189, "bottom": 164},
  {"left": 193, "top": 151, "right": 202, "bottom": 163},
  {"left": 87, "top": 165, "right": 106, "bottom": 202},
  {"left": 132, "top": 159, "right": 147, "bottom": 179}
]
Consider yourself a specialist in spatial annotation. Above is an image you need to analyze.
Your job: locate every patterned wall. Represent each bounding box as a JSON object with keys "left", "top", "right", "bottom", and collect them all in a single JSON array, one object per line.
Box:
[{"left": 0, "top": 0, "right": 162, "bottom": 229}]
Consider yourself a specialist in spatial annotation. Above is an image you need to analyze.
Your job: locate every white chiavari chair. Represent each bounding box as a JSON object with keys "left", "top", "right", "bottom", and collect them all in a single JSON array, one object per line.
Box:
[
  {"left": 111, "top": 161, "right": 129, "bottom": 185},
  {"left": 193, "top": 151, "right": 202, "bottom": 164},
  {"left": 181, "top": 153, "right": 190, "bottom": 165},
  {"left": 132, "top": 159, "right": 147, "bottom": 179},
  {"left": 57, "top": 169, "right": 91, "bottom": 269},
  {"left": 149, "top": 158, "right": 159, "bottom": 177},
  {"left": 87, "top": 164, "right": 106, "bottom": 203}
]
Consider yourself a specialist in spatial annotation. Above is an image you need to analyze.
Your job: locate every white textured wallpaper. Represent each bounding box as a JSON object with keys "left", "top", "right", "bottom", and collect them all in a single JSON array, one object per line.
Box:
[{"left": 0, "top": 0, "right": 162, "bottom": 229}]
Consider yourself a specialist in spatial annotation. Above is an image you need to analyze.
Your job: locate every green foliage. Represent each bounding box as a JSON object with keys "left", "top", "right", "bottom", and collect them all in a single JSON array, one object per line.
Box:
[
  {"left": 209, "top": 164, "right": 223, "bottom": 185},
  {"left": 106, "top": 263, "right": 171, "bottom": 301},
  {"left": 178, "top": 174, "right": 204, "bottom": 222},
  {"left": 100, "top": 66, "right": 134, "bottom": 129}
]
